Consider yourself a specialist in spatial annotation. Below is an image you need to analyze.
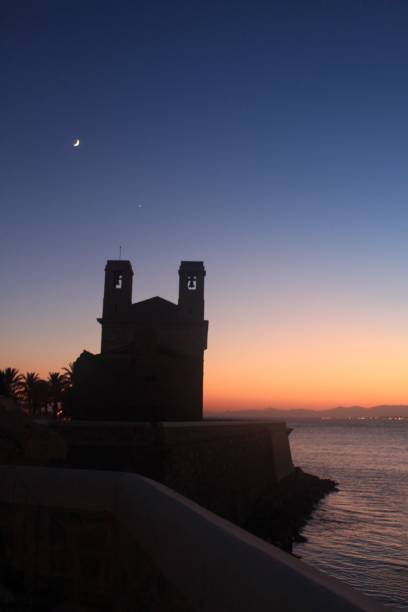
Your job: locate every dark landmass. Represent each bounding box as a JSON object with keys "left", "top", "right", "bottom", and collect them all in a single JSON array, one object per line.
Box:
[
  {"left": 209, "top": 405, "right": 408, "bottom": 420},
  {"left": 245, "top": 467, "right": 338, "bottom": 553}
]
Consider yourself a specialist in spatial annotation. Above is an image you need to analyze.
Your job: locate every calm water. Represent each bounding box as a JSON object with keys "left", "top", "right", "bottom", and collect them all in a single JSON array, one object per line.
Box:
[{"left": 290, "top": 420, "right": 408, "bottom": 610}]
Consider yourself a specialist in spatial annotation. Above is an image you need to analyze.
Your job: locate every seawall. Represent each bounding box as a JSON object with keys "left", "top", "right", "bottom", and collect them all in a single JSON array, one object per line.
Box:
[{"left": 49, "top": 419, "right": 294, "bottom": 524}]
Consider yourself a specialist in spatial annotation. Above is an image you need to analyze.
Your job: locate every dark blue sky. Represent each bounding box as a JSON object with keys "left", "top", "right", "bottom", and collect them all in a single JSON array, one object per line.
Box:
[{"left": 2, "top": 0, "right": 408, "bottom": 407}]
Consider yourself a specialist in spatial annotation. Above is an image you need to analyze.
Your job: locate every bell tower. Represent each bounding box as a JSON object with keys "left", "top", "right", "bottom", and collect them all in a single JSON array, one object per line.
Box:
[
  {"left": 178, "top": 261, "right": 206, "bottom": 320},
  {"left": 102, "top": 260, "right": 133, "bottom": 318},
  {"left": 98, "top": 260, "right": 133, "bottom": 353}
]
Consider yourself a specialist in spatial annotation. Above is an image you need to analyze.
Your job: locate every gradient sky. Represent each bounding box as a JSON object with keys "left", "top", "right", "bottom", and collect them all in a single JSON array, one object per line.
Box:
[{"left": 2, "top": 0, "right": 408, "bottom": 410}]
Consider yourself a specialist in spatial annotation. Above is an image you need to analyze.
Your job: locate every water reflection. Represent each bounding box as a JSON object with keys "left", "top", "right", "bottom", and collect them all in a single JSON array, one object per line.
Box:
[{"left": 290, "top": 420, "right": 408, "bottom": 610}]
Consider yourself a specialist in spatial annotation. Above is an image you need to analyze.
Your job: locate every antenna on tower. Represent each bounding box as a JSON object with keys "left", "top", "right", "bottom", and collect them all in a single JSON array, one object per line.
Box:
[{"left": 119, "top": 245, "right": 122, "bottom": 260}]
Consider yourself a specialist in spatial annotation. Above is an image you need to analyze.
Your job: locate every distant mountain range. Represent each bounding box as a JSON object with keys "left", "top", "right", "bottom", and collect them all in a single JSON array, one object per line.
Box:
[{"left": 208, "top": 405, "right": 408, "bottom": 419}]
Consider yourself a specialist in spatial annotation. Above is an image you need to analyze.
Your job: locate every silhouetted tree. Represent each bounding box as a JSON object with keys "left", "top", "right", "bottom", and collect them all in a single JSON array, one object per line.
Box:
[
  {"left": 62, "top": 362, "right": 74, "bottom": 387},
  {"left": 47, "top": 372, "right": 66, "bottom": 418},
  {"left": 0, "top": 372, "right": 6, "bottom": 397},
  {"left": 0, "top": 368, "right": 24, "bottom": 400},
  {"left": 60, "top": 363, "right": 74, "bottom": 418},
  {"left": 22, "top": 372, "right": 51, "bottom": 416},
  {"left": 22, "top": 372, "right": 41, "bottom": 415},
  {"left": 36, "top": 380, "right": 51, "bottom": 416}
]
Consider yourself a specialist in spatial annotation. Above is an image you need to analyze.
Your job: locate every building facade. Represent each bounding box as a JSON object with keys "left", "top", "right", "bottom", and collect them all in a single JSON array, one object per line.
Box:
[{"left": 72, "top": 260, "right": 208, "bottom": 421}]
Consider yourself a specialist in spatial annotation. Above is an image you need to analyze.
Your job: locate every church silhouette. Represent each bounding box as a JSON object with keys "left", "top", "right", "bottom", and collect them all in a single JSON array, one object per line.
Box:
[{"left": 71, "top": 260, "right": 208, "bottom": 421}]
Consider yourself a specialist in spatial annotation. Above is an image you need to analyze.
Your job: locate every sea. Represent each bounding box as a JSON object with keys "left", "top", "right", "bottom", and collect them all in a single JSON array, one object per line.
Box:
[{"left": 290, "top": 419, "right": 408, "bottom": 610}]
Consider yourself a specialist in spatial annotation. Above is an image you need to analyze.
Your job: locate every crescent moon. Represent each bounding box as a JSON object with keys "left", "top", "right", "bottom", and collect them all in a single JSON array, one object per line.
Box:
[{"left": 73, "top": 138, "right": 80, "bottom": 147}]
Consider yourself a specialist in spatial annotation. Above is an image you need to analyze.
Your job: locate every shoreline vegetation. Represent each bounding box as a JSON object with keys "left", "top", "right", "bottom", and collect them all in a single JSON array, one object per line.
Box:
[{"left": 0, "top": 366, "right": 73, "bottom": 419}]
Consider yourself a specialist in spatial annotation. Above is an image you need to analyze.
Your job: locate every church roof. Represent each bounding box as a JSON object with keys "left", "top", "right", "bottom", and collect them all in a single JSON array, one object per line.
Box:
[{"left": 129, "top": 296, "right": 181, "bottom": 321}]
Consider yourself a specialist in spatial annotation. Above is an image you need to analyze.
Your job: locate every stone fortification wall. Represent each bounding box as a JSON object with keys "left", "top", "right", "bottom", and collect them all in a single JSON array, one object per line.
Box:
[
  {"left": 51, "top": 420, "right": 293, "bottom": 524},
  {"left": 159, "top": 421, "right": 293, "bottom": 522}
]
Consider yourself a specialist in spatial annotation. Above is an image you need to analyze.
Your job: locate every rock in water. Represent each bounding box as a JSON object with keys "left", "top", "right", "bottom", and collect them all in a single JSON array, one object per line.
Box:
[{"left": 244, "top": 467, "right": 338, "bottom": 552}]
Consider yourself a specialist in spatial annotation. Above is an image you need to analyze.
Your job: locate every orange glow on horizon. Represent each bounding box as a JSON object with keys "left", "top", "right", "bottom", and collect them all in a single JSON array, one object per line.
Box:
[
  {"left": 3, "top": 296, "right": 408, "bottom": 412},
  {"left": 202, "top": 311, "right": 408, "bottom": 411}
]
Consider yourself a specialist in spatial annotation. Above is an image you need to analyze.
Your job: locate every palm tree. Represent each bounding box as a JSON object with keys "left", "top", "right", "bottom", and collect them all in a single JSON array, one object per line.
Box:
[
  {"left": 47, "top": 372, "right": 66, "bottom": 418},
  {"left": 0, "top": 371, "right": 6, "bottom": 397},
  {"left": 22, "top": 372, "right": 41, "bottom": 416},
  {"left": 61, "top": 363, "right": 75, "bottom": 419},
  {"left": 62, "top": 362, "right": 74, "bottom": 387},
  {"left": 0, "top": 368, "right": 24, "bottom": 400},
  {"left": 36, "top": 380, "right": 51, "bottom": 416}
]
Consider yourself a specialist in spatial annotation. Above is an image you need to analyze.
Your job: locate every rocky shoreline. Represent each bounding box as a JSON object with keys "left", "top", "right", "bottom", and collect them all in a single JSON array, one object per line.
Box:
[{"left": 244, "top": 467, "right": 338, "bottom": 553}]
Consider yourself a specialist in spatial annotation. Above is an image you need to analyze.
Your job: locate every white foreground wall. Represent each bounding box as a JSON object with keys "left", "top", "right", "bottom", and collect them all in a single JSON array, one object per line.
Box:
[{"left": 0, "top": 465, "right": 384, "bottom": 612}]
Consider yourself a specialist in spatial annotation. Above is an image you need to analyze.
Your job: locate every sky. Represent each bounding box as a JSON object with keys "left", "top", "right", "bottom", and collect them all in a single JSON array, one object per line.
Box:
[{"left": 2, "top": 0, "right": 408, "bottom": 411}]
